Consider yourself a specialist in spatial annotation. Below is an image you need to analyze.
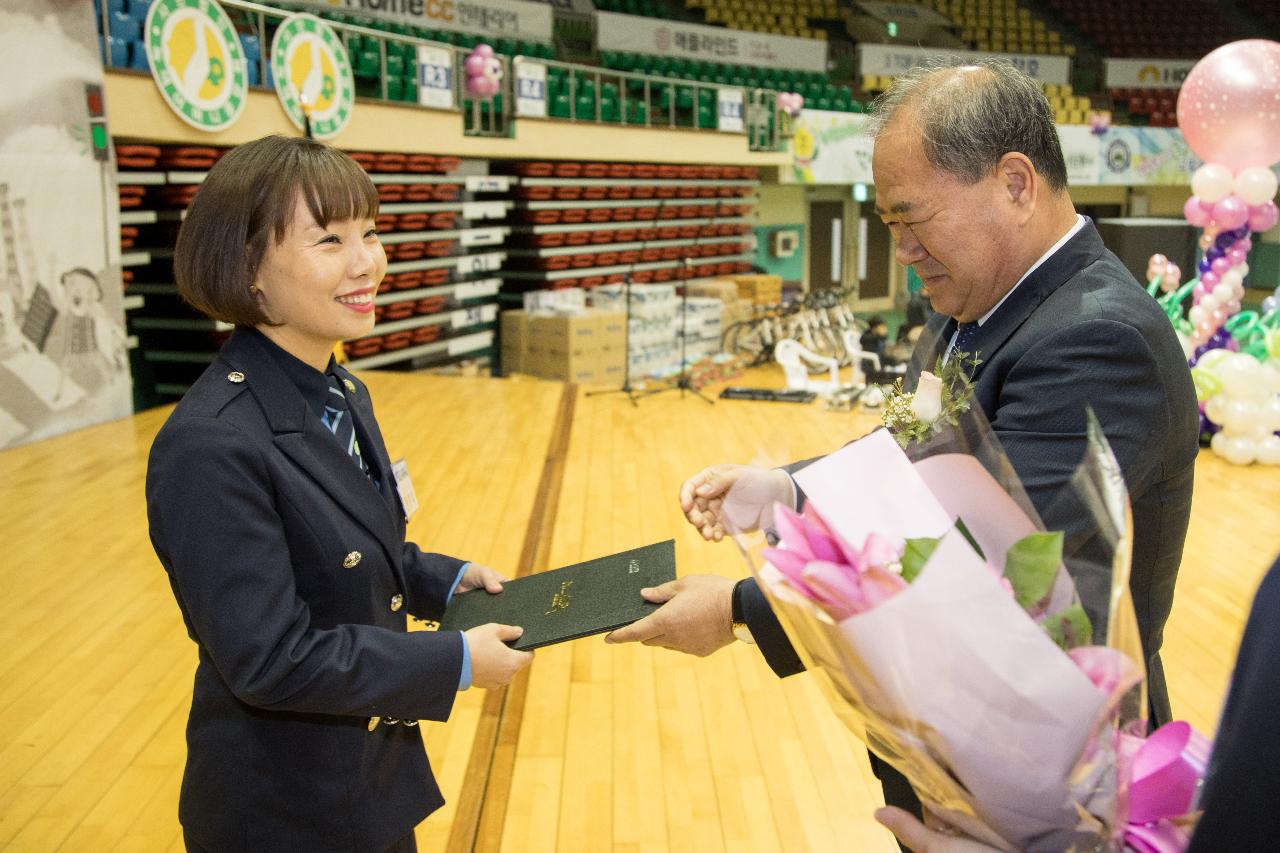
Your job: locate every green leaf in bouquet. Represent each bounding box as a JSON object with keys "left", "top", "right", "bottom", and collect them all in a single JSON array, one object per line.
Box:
[
  {"left": 953, "top": 518, "right": 985, "bottom": 560},
  {"left": 1043, "top": 603, "right": 1094, "bottom": 650},
  {"left": 900, "top": 537, "right": 939, "bottom": 583},
  {"left": 1003, "top": 531, "right": 1064, "bottom": 610}
]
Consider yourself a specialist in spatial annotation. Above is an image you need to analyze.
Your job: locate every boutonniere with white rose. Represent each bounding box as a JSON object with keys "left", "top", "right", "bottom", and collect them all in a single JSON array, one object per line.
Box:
[{"left": 880, "top": 351, "right": 981, "bottom": 448}]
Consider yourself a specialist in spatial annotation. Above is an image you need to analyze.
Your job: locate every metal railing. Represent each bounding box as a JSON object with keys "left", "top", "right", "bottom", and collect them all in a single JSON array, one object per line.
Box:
[{"left": 97, "top": 0, "right": 782, "bottom": 145}]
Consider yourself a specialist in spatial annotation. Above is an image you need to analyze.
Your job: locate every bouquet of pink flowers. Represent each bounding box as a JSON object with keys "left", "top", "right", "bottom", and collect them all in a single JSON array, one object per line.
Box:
[{"left": 734, "top": 391, "right": 1208, "bottom": 851}]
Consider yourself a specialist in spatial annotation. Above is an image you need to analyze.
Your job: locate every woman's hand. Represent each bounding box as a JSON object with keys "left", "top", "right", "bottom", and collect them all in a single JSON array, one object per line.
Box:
[
  {"left": 874, "top": 808, "right": 1005, "bottom": 853},
  {"left": 465, "top": 623, "right": 533, "bottom": 689},
  {"left": 456, "top": 563, "right": 507, "bottom": 594}
]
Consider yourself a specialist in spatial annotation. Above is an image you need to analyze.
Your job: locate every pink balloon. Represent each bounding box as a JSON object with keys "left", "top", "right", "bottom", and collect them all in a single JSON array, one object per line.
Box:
[
  {"left": 464, "top": 54, "right": 487, "bottom": 76},
  {"left": 1237, "top": 237, "right": 1253, "bottom": 253},
  {"left": 474, "top": 43, "right": 494, "bottom": 58},
  {"left": 1227, "top": 248, "right": 1249, "bottom": 266},
  {"left": 1249, "top": 200, "right": 1279, "bottom": 232},
  {"left": 1193, "top": 283, "right": 1208, "bottom": 301},
  {"left": 1161, "top": 265, "right": 1181, "bottom": 292},
  {"left": 1177, "top": 39, "right": 1280, "bottom": 171},
  {"left": 1184, "top": 196, "right": 1211, "bottom": 226},
  {"left": 1213, "top": 195, "right": 1251, "bottom": 231},
  {"left": 1202, "top": 271, "right": 1221, "bottom": 288},
  {"left": 1211, "top": 257, "right": 1232, "bottom": 275},
  {"left": 1227, "top": 299, "right": 1242, "bottom": 313}
]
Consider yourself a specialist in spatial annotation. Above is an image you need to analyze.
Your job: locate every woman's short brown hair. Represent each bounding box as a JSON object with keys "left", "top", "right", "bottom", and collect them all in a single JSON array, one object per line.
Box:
[{"left": 174, "top": 135, "right": 379, "bottom": 326}]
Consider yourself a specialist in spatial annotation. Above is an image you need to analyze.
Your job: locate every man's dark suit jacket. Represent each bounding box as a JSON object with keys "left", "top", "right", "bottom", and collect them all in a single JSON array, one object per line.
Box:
[
  {"left": 147, "top": 329, "right": 466, "bottom": 852},
  {"left": 741, "top": 219, "right": 1199, "bottom": 727}
]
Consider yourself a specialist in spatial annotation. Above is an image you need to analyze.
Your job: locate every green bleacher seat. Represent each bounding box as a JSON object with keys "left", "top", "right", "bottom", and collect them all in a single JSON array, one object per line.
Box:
[
  {"left": 575, "top": 94, "right": 596, "bottom": 118},
  {"left": 386, "top": 77, "right": 403, "bottom": 101},
  {"left": 550, "top": 93, "right": 572, "bottom": 118},
  {"left": 600, "top": 98, "right": 620, "bottom": 122},
  {"left": 601, "top": 82, "right": 619, "bottom": 101},
  {"left": 816, "top": 96, "right": 832, "bottom": 110},
  {"left": 385, "top": 55, "right": 404, "bottom": 77},
  {"left": 627, "top": 100, "right": 648, "bottom": 124},
  {"left": 617, "top": 53, "right": 637, "bottom": 72},
  {"left": 696, "top": 104, "right": 715, "bottom": 128},
  {"left": 402, "top": 77, "right": 418, "bottom": 103},
  {"left": 697, "top": 88, "right": 714, "bottom": 107},
  {"left": 355, "top": 51, "right": 379, "bottom": 78},
  {"left": 497, "top": 38, "right": 516, "bottom": 55}
]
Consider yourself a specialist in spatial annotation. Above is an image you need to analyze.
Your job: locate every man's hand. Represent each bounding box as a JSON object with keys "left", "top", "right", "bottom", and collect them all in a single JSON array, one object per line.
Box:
[
  {"left": 604, "top": 574, "right": 736, "bottom": 657},
  {"left": 465, "top": 623, "right": 533, "bottom": 689},
  {"left": 456, "top": 563, "right": 507, "bottom": 594},
  {"left": 679, "top": 464, "right": 793, "bottom": 541},
  {"left": 874, "top": 808, "right": 1005, "bottom": 853}
]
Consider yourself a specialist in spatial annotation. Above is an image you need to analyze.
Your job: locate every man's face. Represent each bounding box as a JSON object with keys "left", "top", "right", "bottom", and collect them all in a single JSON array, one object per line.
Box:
[{"left": 873, "top": 116, "right": 1019, "bottom": 323}]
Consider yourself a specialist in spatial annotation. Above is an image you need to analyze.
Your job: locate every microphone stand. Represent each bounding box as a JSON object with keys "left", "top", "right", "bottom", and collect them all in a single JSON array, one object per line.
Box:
[
  {"left": 635, "top": 248, "right": 714, "bottom": 405},
  {"left": 584, "top": 263, "right": 642, "bottom": 406},
  {"left": 586, "top": 195, "right": 673, "bottom": 406}
]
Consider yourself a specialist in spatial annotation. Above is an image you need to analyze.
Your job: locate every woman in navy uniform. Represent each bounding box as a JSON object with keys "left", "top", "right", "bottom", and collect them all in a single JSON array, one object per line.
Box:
[{"left": 146, "top": 135, "right": 533, "bottom": 852}]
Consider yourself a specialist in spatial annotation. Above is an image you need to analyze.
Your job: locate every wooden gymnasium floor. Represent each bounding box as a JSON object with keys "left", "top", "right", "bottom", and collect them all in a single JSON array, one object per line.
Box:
[{"left": 1, "top": 367, "right": 1277, "bottom": 852}]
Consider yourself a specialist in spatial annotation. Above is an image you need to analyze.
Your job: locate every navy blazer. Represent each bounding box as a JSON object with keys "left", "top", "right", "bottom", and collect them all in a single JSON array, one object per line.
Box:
[
  {"left": 147, "top": 328, "right": 467, "bottom": 852},
  {"left": 744, "top": 220, "right": 1199, "bottom": 726}
]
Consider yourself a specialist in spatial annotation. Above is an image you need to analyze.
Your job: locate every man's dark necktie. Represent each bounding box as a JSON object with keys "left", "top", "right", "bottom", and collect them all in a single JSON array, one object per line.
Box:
[
  {"left": 321, "top": 374, "right": 368, "bottom": 475},
  {"left": 952, "top": 321, "right": 979, "bottom": 358}
]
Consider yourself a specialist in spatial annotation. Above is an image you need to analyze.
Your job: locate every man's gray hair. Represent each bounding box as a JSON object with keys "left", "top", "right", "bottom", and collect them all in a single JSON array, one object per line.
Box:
[{"left": 868, "top": 58, "right": 1069, "bottom": 192}]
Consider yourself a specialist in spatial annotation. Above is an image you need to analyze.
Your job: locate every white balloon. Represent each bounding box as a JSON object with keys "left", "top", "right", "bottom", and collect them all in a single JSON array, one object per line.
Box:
[
  {"left": 1189, "top": 305, "right": 1206, "bottom": 327},
  {"left": 1223, "top": 397, "right": 1259, "bottom": 429},
  {"left": 1205, "top": 393, "right": 1229, "bottom": 426},
  {"left": 1176, "top": 330, "right": 1193, "bottom": 361},
  {"left": 1262, "top": 362, "right": 1280, "bottom": 394},
  {"left": 1235, "top": 166, "right": 1279, "bottom": 206},
  {"left": 1237, "top": 263, "right": 1249, "bottom": 279},
  {"left": 1257, "top": 434, "right": 1280, "bottom": 466},
  {"left": 1212, "top": 283, "right": 1234, "bottom": 303},
  {"left": 1265, "top": 395, "right": 1280, "bottom": 432},
  {"left": 1232, "top": 282, "right": 1246, "bottom": 301},
  {"left": 1200, "top": 294, "right": 1220, "bottom": 313},
  {"left": 1222, "top": 434, "right": 1259, "bottom": 466},
  {"left": 1221, "top": 269, "right": 1244, "bottom": 289},
  {"left": 1222, "top": 355, "right": 1270, "bottom": 401},
  {"left": 1193, "top": 163, "right": 1235, "bottom": 204}
]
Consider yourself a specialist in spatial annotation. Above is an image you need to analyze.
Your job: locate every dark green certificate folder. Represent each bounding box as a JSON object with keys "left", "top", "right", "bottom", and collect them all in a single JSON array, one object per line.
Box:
[{"left": 436, "top": 540, "right": 676, "bottom": 650}]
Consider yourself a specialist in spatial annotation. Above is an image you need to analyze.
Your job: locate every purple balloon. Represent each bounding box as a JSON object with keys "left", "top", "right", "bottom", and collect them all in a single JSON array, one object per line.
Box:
[
  {"left": 1206, "top": 246, "right": 1225, "bottom": 262},
  {"left": 1211, "top": 256, "right": 1232, "bottom": 275},
  {"left": 1184, "top": 195, "right": 1212, "bottom": 226},
  {"left": 464, "top": 54, "right": 487, "bottom": 76},
  {"left": 1249, "top": 200, "right": 1279, "bottom": 233},
  {"left": 1214, "top": 232, "right": 1236, "bottom": 250},
  {"left": 1198, "top": 258, "right": 1212, "bottom": 275}
]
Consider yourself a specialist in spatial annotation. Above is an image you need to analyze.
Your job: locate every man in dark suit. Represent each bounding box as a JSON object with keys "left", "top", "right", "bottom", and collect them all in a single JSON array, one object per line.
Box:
[{"left": 607, "top": 59, "right": 1199, "bottom": 838}]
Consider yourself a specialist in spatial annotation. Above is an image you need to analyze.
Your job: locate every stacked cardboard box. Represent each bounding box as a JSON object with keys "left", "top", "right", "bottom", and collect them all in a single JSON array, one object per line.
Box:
[
  {"left": 676, "top": 296, "right": 723, "bottom": 364},
  {"left": 500, "top": 309, "right": 626, "bottom": 385},
  {"left": 686, "top": 278, "right": 755, "bottom": 332},
  {"left": 726, "top": 274, "right": 783, "bottom": 305},
  {"left": 593, "top": 284, "right": 679, "bottom": 382}
]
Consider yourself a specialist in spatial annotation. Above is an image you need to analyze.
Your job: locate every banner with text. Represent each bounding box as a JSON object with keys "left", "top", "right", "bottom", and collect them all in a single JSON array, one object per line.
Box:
[
  {"left": 295, "top": 0, "right": 553, "bottom": 42},
  {"left": 1057, "top": 125, "right": 1103, "bottom": 188},
  {"left": 857, "top": 43, "right": 1070, "bottom": 85},
  {"left": 596, "top": 12, "right": 828, "bottom": 73},
  {"left": 789, "top": 110, "right": 875, "bottom": 184},
  {"left": 1095, "top": 126, "right": 1201, "bottom": 186},
  {"left": 0, "top": 1, "right": 131, "bottom": 449},
  {"left": 857, "top": 2, "right": 952, "bottom": 27},
  {"left": 514, "top": 59, "right": 548, "bottom": 117},
  {"left": 785, "top": 112, "right": 1204, "bottom": 187},
  {"left": 1103, "top": 58, "right": 1196, "bottom": 90}
]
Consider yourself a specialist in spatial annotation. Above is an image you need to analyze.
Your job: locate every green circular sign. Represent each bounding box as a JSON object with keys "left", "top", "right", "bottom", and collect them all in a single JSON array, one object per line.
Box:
[
  {"left": 144, "top": 0, "right": 248, "bottom": 132},
  {"left": 271, "top": 14, "right": 355, "bottom": 140}
]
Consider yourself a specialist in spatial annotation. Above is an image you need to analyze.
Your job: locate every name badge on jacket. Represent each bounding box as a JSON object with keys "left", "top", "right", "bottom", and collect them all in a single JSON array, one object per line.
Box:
[{"left": 391, "top": 458, "right": 419, "bottom": 520}]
